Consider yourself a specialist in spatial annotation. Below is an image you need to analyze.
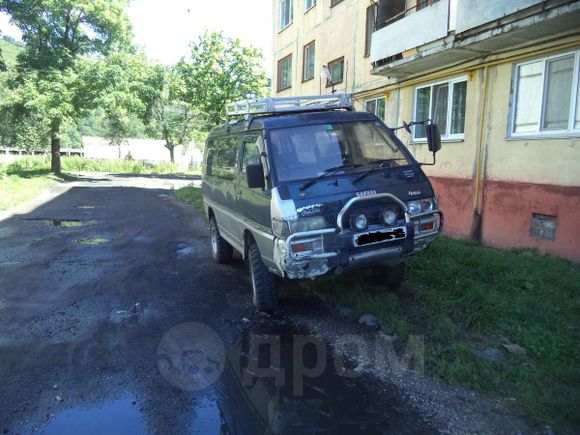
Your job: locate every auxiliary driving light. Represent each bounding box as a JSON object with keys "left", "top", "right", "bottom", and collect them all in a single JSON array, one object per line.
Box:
[
  {"left": 380, "top": 209, "right": 398, "bottom": 226},
  {"left": 351, "top": 213, "right": 368, "bottom": 230}
]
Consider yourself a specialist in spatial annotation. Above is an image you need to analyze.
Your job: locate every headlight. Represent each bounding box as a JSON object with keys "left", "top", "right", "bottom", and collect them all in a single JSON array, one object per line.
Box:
[
  {"left": 406, "top": 198, "right": 436, "bottom": 215},
  {"left": 272, "top": 217, "right": 290, "bottom": 237},
  {"left": 380, "top": 209, "right": 398, "bottom": 226},
  {"left": 350, "top": 213, "right": 368, "bottom": 230},
  {"left": 288, "top": 216, "right": 327, "bottom": 234}
]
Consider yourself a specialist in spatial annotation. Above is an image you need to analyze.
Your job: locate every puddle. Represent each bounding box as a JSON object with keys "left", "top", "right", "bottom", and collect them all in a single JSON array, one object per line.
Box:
[
  {"left": 133, "top": 236, "right": 153, "bottom": 243},
  {"left": 211, "top": 321, "right": 434, "bottom": 434},
  {"left": 24, "top": 218, "right": 99, "bottom": 228},
  {"left": 74, "top": 236, "right": 109, "bottom": 246},
  {"left": 186, "top": 395, "right": 222, "bottom": 434},
  {"left": 0, "top": 227, "right": 13, "bottom": 238},
  {"left": 176, "top": 242, "right": 196, "bottom": 259},
  {"left": 15, "top": 393, "right": 145, "bottom": 434}
]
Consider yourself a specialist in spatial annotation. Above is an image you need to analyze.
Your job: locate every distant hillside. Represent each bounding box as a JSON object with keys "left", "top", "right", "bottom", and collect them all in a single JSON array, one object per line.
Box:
[{"left": 0, "top": 37, "right": 23, "bottom": 67}]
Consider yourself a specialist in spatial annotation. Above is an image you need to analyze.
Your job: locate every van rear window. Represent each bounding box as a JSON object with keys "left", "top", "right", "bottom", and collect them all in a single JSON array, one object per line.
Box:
[{"left": 268, "top": 121, "right": 410, "bottom": 183}]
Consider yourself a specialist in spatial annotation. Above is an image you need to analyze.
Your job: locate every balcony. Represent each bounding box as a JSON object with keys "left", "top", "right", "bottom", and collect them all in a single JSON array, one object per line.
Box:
[
  {"left": 370, "top": 0, "right": 449, "bottom": 65},
  {"left": 370, "top": 0, "right": 580, "bottom": 79}
]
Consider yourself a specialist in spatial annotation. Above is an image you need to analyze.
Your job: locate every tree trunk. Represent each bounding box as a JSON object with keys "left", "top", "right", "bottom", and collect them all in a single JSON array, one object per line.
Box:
[
  {"left": 50, "top": 121, "right": 61, "bottom": 175},
  {"left": 168, "top": 145, "right": 175, "bottom": 163}
]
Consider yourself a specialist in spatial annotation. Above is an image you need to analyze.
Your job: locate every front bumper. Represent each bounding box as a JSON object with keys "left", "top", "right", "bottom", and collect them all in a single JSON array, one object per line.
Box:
[{"left": 273, "top": 210, "right": 443, "bottom": 280}]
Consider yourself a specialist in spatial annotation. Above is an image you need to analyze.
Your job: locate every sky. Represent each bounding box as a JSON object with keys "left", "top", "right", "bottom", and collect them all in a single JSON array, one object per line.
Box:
[{"left": 0, "top": 0, "right": 274, "bottom": 75}]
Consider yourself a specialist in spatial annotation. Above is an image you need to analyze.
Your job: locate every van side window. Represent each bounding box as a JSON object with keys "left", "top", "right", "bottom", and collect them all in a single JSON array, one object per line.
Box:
[
  {"left": 241, "top": 136, "right": 268, "bottom": 190},
  {"left": 242, "top": 141, "right": 261, "bottom": 171},
  {"left": 213, "top": 136, "right": 239, "bottom": 180}
]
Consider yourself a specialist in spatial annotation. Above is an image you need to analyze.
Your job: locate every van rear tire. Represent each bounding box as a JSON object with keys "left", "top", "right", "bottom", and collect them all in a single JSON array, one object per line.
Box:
[
  {"left": 248, "top": 243, "right": 278, "bottom": 311},
  {"left": 209, "top": 216, "right": 233, "bottom": 264}
]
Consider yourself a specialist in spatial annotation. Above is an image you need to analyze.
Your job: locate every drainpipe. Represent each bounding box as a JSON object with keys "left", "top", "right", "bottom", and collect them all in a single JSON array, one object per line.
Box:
[{"left": 470, "top": 65, "right": 489, "bottom": 241}]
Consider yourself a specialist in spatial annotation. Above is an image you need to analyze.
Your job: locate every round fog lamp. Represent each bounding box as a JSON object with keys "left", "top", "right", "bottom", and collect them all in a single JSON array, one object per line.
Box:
[
  {"left": 380, "top": 209, "right": 398, "bottom": 226},
  {"left": 351, "top": 213, "right": 368, "bottom": 230}
]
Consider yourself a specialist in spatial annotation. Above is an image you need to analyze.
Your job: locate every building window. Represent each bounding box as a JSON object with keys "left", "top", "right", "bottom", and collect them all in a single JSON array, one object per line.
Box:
[
  {"left": 277, "top": 54, "right": 292, "bottom": 91},
  {"left": 511, "top": 50, "right": 580, "bottom": 136},
  {"left": 365, "top": 97, "right": 386, "bottom": 120},
  {"left": 330, "top": 0, "right": 343, "bottom": 7},
  {"left": 376, "top": 0, "right": 406, "bottom": 29},
  {"left": 326, "top": 57, "right": 344, "bottom": 87},
  {"left": 304, "top": 0, "right": 316, "bottom": 12},
  {"left": 364, "top": 4, "right": 377, "bottom": 57},
  {"left": 413, "top": 77, "right": 467, "bottom": 140},
  {"left": 279, "top": 0, "right": 294, "bottom": 31},
  {"left": 303, "top": 41, "right": 315, "bottom": 82}
]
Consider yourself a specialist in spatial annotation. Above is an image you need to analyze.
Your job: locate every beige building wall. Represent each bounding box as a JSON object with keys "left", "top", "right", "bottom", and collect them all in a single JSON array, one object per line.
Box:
[
  {"left": 272, "top": 0, "right": 580, "bottom": 260},
  {"left": 272, "top": 0, "right": 390, "bottom": 97}
]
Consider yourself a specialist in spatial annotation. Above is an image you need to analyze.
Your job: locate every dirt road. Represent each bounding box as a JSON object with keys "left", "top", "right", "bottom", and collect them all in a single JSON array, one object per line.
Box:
[{"left": 0, "top": 174, "right": 442, "bottom": 434}]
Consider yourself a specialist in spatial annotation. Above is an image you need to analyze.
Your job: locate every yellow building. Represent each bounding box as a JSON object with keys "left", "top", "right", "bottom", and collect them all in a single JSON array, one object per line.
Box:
[{"left": 272, "top": 0, "right": 580, "bottom": 261}]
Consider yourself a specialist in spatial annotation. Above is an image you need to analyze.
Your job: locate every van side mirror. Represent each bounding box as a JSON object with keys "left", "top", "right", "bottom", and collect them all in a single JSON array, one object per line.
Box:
[
  {"left": 246, "top": 163, "right": 265, "bottom": 189},
  {"left": 426, "top": 123, "right": 441, "bottom": 153}
]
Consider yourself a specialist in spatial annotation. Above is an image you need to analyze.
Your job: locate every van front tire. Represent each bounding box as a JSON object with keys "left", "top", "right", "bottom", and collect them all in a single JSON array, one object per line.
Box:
[
  {"left": 248, "top": 243, "right": 278, "bottom": 311},
  {"left": 209, "top": 216, "right": 233, "bottom": 264}
]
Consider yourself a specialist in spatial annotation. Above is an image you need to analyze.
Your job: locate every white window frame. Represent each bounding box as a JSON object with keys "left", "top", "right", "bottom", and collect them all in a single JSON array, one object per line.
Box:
[
  {"left": 279, "top": 0, "right": 294, "bottom": 31},
  {"left": 304, "top": 0, "right": 316, "bottom": 13},
  {"left": 509, "top": 50, "right": 580, "bottom": 139},
  {"left": 364, "top": 97, "right": 386, "bottom": 121},
  {"left": 302, "top": 41, "right": 315, "bottom": 82},
  {"left": 412, "top": 76, "right": 467, "bottom": 142}
]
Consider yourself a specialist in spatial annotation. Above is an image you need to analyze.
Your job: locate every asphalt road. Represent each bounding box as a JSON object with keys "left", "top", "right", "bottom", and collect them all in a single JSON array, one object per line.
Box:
[{"left": 0, "top": 174, "right": 434, "bottom": 435}]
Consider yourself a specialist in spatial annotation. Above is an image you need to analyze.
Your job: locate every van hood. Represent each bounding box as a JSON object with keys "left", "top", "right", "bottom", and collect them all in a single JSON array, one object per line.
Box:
[{"left": 277, "top": 165, "right": 435, "bottom": 218}]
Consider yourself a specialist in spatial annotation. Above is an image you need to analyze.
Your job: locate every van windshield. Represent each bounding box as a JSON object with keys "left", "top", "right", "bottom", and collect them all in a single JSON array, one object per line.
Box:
[{"left": 268, "top": 121, "right": 412, "bottom": 183}]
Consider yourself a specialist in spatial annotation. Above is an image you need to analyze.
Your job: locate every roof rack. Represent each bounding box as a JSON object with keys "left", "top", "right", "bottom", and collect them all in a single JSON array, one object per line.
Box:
[{"left": 225, "top": 94, "right": 353, "bottom": 117}]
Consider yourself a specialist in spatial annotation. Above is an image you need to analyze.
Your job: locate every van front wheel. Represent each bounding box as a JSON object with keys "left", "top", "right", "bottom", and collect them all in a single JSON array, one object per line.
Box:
[
  {"left": 209, "top": 216, "right": 233, "bottom": 263},
  {"left": 248, "top": 243, "right": 278, "bottom": 311}
]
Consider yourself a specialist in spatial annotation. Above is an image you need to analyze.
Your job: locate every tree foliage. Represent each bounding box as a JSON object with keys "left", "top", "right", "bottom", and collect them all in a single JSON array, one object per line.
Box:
[
  {"left": 1, "top": 0, "right": 131, "bottom": 69},
  {"left": 180, "top": 31, "right": 270, "bottom": 127},
  {"left": 0, "top": 10, "right": 271, "bottom": 170},
  {"left": 0, "top": 0, "right": 132, "bottom": 173},
  {"left": 144, "top": 64, "right": 201, "bottom": 162}
]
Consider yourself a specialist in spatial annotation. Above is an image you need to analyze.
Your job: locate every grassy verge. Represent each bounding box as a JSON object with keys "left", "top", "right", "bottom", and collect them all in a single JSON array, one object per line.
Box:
[
  {"left": 174, "top": 185, "right": 204, "bottom": 215},
  {"left": 172, "top": 189, "right": 579, "bottom": 430},
  {"left": 309, "top": 237, "right": 579, "bottom": 431},
  {"left": 7, "top": 155, "right": 200, "bottom": 175},
  {"left": 0, "top": 172, "right": 61, "bottom": 211},
  {"left": 0, "top": 156, "right": 200, "bottom": 211}
]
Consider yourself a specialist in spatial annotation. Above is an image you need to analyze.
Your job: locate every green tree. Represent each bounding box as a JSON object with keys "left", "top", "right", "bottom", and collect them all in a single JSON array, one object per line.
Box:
[
  {"left": 96, "top": 52, "right": 154, "bottom": 154},
  {"left": 0, "top": 0, "right": 132, "bottom": 174},
  {"left": 145, "top": 64, "right": 200, "bottom": 163},
  {"left": 180, "top": 31, "right": 270, "bottom": 127}
]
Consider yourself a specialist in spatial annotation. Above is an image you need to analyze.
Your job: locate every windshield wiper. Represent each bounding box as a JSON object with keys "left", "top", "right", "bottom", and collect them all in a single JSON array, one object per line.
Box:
[
  {"left": 353, "top": 158, "right": 406, "bottom": 184},
  {"left": 300, "top": 163, "right": 362, "bottom": 191}
]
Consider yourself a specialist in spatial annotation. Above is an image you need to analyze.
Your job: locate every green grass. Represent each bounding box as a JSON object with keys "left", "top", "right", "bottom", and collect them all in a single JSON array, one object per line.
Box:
[
  {"left": 174, "top": 185, "right": 204, "bottom": 214},
  {"left": 6, "top": 155, "right": 199, "bottom": 175},
  {"left": 0, "top": 38, "right": 22, "bottom": 66},
  {"left": 0, "top": 172, "right": 60, "bottom": 211},
  {"left": 0, "top": 155, "right": 200, "bottom": 211}
]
